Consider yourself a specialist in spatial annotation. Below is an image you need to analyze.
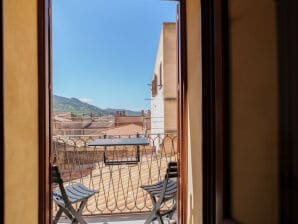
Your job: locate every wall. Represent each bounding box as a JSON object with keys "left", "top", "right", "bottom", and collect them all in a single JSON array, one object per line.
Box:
[
  {"left": 186, "top": 0, "right": 203, "bottom": 223},
  {"left": 163, "top": 23, "right": 177, "bottom": 99},
  {"left": 151, "top": 23, "right": 178, "bottom": 136},
  {"left": 115, "top": 116, "right": 145, "bottom": 127},
  {"left": 4, "top": 0, "right": 38, "bottom": 223},
  {"left": 184, "top": 0, "right": 278, "bottom": 223},
  {"left": 151, "top": 27, "right": 164, "bottom": 137},
  {"left": 228, "top": 0, "right": 279, "bottom": 223},
  {"left": 163, "top": 23, "right": 178, "bottom": 133}
]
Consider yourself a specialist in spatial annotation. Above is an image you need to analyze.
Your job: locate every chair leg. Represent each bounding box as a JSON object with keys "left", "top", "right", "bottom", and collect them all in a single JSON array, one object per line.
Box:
[
  {"left": 144, "top": 195, "right": 158, "bottom": 224},
  {"left": 52, "top": 207, "right": 63, "bottom": 224},
  {"left": 61, "top": 201, "right": 87, "bottom": 224},
  {"left": 63, "top": 207, "right": 76, "bottom": 221},
  {"left": 71, "top": 219, "right": 79, "bottom": 224},
  {"left": 72, "top": 200, "right": 88, "bottom": 224},
  {"left": 53, "top": 206, "right": 76, "bottom": 224},
  {"left": 157, "top": 215, "right": 164, "bottom": 224},
  {"left": 77, "top": 200, "right": 88, "bottom": 216},
  {"left": 144, "top": 211, "right": 157, "bottom": 224},
  {"left": 161, "top": 202, "right": 176, "bottom": 219},
  {"left": 75, "top": 215, "right": 87, "bottom": 224}
]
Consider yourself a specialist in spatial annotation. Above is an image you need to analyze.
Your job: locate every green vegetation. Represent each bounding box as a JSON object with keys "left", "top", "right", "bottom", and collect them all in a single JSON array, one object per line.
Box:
[{"left": 53, "top": 95, "right": 141, "bottom": 116}]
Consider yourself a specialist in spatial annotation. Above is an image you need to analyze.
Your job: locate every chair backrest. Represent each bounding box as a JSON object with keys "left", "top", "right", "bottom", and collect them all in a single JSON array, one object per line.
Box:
[
  {"left": 165, "top": 161, "right": 178, "bottom": 179},
  {"left": 156, "top": 162, "right": 178, "bottom": 205},
  {"left": 51, "top": 165, "right": 72, "bottom": 206},
  {"left": 52, "top": 165, "right": 63, "bottom": 184}
]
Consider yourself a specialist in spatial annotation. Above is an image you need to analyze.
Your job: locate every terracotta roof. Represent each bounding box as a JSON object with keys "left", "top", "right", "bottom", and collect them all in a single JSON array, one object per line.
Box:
[{"left": 103, "top": 124, "right": 144, "bottom": 136}]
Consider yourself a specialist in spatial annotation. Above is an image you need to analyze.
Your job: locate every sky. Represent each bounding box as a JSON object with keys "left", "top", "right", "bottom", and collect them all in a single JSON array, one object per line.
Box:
[{"left": 52, "top": 0, "right": 177, "bottom": 111}]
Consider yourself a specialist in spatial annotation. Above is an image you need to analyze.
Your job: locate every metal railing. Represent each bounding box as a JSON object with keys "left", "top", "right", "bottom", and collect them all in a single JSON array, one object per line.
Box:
[{"left": 52, "top": 133, "right": 177, "bottom": 215}]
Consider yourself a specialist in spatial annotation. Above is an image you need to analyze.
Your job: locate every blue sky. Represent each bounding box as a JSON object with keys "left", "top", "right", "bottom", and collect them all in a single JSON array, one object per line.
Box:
[{"left": 52, "top": 0, "right": 177, "bottom": 111}]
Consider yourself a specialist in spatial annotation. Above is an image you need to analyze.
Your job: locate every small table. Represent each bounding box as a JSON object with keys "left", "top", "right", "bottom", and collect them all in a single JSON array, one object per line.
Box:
[{"left": 88, "top": 137, "right": 149, "bottom": 165}]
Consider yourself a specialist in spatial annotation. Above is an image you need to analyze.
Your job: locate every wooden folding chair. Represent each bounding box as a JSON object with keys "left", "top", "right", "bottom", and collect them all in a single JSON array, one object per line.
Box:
[{"left": 52, "top": 166, "right": 98, "bottom": 224}]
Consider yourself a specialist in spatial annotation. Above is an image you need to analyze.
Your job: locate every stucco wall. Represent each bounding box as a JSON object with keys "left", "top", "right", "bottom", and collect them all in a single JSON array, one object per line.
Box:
[
  {"left": 186, "top": 0, "right": 203, "bottom": 223},
  {"left": 163, "top": 23, "right": 178, "bottom": 133},
  {"left": 228, "top": 0, "right": 279, "bottom": 223},
  {"left": 4, "top": 0, "right": 39, "bottom": 223},
  {"left": 164, "top": 99, "right": 177, "bottom": 133},
  {"left": 151, "top": 23, "right": 178, "bottom": 136},
  {"left": 151, "top": 28, "right": 164, "bottom": 136},
  {"left": 163, "top": 23, "right": 177, "bottom": 99}
]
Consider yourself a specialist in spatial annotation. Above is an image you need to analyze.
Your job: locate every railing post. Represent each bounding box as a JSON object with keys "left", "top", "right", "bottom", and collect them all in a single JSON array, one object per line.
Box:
[
  {"left": 136, "top": 133, "right": 140, "bottom": 162},
  {"left": 103, "top": 134, "right": 107, "bottom": 164}
]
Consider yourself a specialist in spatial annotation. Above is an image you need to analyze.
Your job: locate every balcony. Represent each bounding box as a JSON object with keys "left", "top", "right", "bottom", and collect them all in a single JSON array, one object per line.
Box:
[{"left": 52, "top": 133, "right": 177, "bottom": 223}]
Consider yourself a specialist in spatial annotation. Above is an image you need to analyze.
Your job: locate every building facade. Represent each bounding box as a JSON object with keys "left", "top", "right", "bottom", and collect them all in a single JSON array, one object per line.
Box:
[{"left": 151, "top": 23, "right": 177, "bottom": 145}]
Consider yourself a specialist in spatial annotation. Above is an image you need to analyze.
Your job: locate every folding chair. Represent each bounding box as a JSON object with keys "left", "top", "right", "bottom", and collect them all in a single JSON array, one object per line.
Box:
[
  {"left": 141, "top": 161, "right": 178, "bottom": 224},
  {"left": 52, "top": 166, "right": 98, "bottom": 224}
]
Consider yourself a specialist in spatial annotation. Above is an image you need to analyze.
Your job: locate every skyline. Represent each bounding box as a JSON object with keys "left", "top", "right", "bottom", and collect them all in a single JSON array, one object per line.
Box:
[{"left": 52, "top": 0, "right": 177, "bottom": 111}]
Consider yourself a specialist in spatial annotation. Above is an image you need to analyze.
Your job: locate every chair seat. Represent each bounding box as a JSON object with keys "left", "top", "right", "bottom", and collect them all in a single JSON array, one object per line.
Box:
[
  {"left": 53, "top": 183, "right": 98, "bottom": 206},
  {"left": 141, "top": 180, "right": 177, "bottom": 199}
]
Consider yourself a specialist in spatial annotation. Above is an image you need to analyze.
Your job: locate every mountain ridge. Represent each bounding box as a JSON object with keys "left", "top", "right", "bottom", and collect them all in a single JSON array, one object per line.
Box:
[{"left": 53, "top": 95, "right": 141, "bottom": 116}]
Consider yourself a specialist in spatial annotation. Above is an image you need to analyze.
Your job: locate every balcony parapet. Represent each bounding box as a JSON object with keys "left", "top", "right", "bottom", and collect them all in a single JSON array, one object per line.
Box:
[{"left": 52, "top": 133, "right": 177, "bottom": 216}]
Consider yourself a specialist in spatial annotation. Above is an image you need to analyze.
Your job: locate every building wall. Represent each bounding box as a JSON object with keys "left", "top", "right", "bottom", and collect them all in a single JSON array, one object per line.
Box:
[
  {"left": 4, "top": 0, "right": 39, "bottom": 223},
  {"left": 151, "top": 28, "right": 164, "bottom": 136},
  {"left": 115, "top": 116, "right": 144, "bottom": 127},
  {"left": 163, "top": 23, "right": 178, "bottom": 133},
  {"left": 163, "top": 23, "right": 177, "bottom": 99},
  {"left": 151, "top": 23, "right": 177, "bottom": 135},
  {"left": 228, "top": 0, "right": 279, "bottom": 223},
  {"left": 164, "top": 98, "right": 177, "bottom": 133}
]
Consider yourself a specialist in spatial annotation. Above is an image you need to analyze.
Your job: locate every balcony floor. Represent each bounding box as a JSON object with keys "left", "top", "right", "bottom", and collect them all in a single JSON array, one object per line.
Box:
[{"left": 57, "top": 213, "right": 176, "bottom": 224}]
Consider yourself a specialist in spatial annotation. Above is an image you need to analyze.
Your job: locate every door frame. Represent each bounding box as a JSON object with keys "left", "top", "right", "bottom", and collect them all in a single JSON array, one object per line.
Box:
[
  {"left": 37, "top": 1, "right": 188, "bottom": 224},
  {"left": 38, "top": 0, "right": 51, "bottom": 223},
  {"left": 201, "top": 0, "right": 235, "bottom": 223},
  {"left": 13, "top": 0, "right": 298, "bottom": 223},
  {"left": 177, "top": 1, "right": 188, "bottom": 224},
  {"left": 37, "top": 0, "right": 232, "bottom": 223},
  {"left": 277, "top": 0, "right": 298, "bottom": 223},
  {"left": 1, "top": 0, "right": 4, "bottom": 223}
]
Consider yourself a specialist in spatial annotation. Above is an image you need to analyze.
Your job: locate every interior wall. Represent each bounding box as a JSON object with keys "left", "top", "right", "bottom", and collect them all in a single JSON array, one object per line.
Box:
[
  {"left": 4, "top": 0, "right": 38, "bottom": 223},
  {"left": 186, "top": 0, "right": 203, "bottom": 223},
  {"left": 228, "top": 0, "right": 279, "bottom": 223}
]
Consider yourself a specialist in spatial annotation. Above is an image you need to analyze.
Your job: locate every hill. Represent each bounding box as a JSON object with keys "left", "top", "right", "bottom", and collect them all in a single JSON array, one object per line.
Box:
[{"left": 53, "top": 95, "right": 141, "bottom": 116}]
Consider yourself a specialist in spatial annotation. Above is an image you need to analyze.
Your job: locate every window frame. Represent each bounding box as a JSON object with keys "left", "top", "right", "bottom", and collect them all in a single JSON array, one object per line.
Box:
[{"left": 159, "top": 62, "right": 163, "bottom": 88}]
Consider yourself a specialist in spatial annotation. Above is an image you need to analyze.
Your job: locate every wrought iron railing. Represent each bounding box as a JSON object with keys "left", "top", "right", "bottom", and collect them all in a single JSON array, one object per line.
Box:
[{"left": 52, "top": 133, "right": 177, "bottom": 215}]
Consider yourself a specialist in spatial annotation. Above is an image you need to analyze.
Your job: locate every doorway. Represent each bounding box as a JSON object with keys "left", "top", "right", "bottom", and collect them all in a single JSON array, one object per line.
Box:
[{"left": 38, "top": 0, "right": 188, "bottom": 224}]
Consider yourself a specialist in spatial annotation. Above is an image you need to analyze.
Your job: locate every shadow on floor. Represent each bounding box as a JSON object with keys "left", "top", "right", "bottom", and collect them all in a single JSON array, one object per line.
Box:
[{"left": 57, "top": 212, "right": 176, "bottom": 224}]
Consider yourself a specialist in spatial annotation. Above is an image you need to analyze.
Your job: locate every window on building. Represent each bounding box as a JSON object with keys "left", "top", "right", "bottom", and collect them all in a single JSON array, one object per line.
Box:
[
  {"left": 152, "top": 74, "right": 158, "bottom": 97},
  {"left": 159, "top": 62, "right": 163, "bottom": 88}
]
